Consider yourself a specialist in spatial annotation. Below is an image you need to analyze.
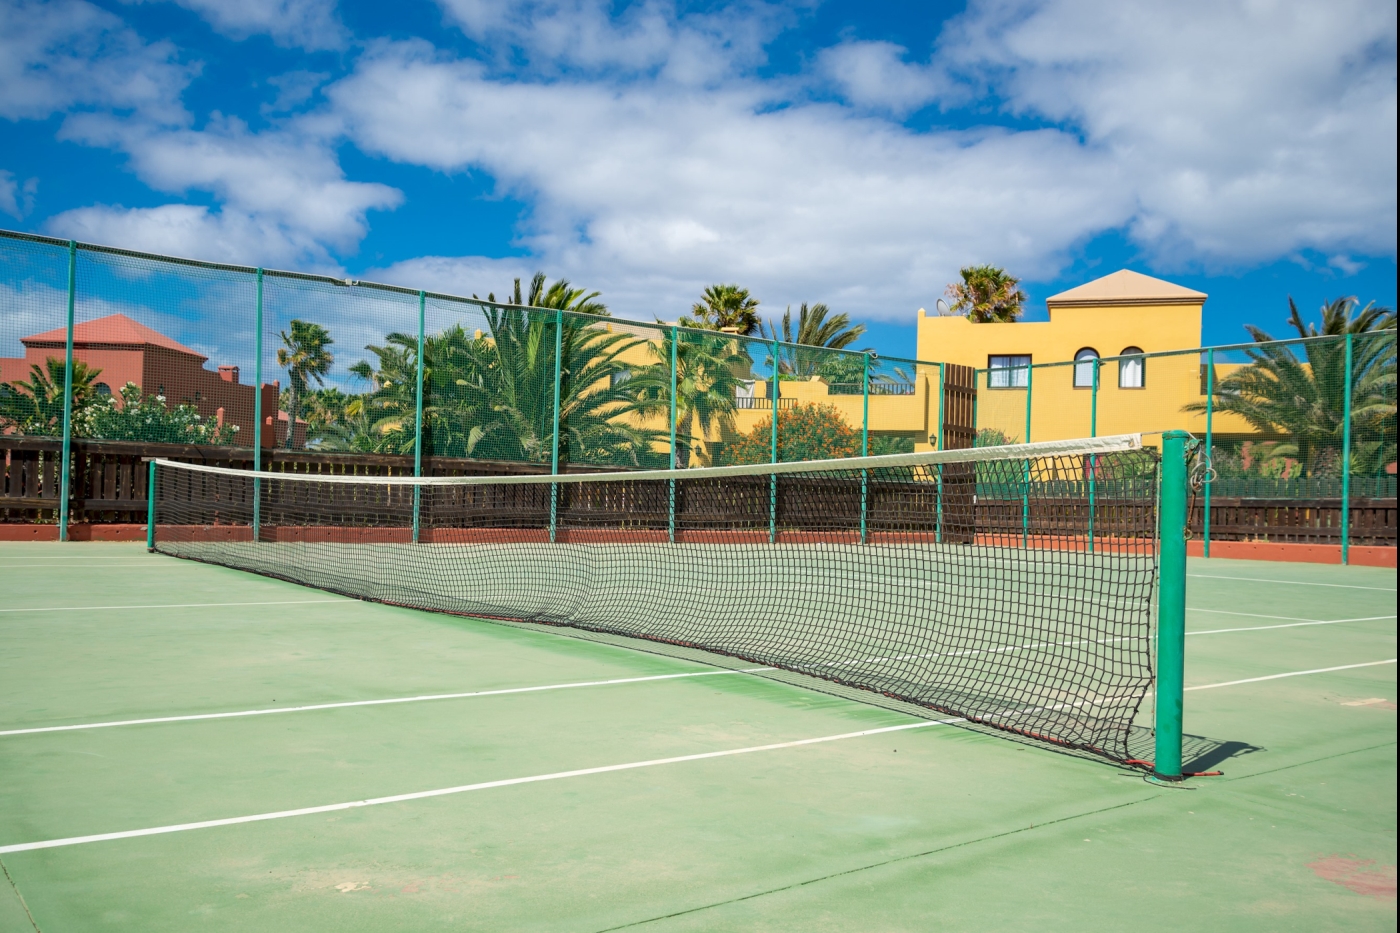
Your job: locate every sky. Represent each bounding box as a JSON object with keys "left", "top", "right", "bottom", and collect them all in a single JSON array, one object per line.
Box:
[{"left": 1, "top": 0, "right": 1396, "bottom": 363}]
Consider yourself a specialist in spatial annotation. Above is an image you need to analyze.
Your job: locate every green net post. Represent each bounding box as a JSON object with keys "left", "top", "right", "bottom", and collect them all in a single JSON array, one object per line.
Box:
[
  {"left": 1341, "top": 333, "right": 1353, "bottom": 564},
  {"left": 1202, "top": 348, "right": 1214, "bottom": 558},
  {"left": 252, "top": 268, "right": 264, "bottom": 543},
  {"left": 145, "top": 459, "right": 157, "bottom": 552},
  {"left": 1022, "top": 361, "right": 1032, "bottom": 548},
  {"left": 550, "top": 308, "right": 563, "bottom": 544},
  {"left": 668, "top": 326, "right": 678, "bottom": 544},
  {"left": 1154, "top": 430, "right": 1190, "bottom": 782},
  {"left": 770, "top": 337, "right": 779, "bottom": 544},
  {"left": 412, "top": 290, "right": 426, "bottom": 544},
  {"left": 935, "top": 363, "right": 945, "bottom": 544},
  {"left": 57, "top": 241, "right": 76, "bottom": 543},
  {"left": 1088, "top": 358, "right": 1099, "bottom": 552},
  {"left": 860, "top": 351, "right": 870, "bottom": 544}
]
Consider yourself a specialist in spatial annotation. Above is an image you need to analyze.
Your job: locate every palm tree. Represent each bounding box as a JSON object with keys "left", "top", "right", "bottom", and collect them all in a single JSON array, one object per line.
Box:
[
  {"left": 0, "top": 357, "right": 103, "bottom": 436},
  {"left": 277, "top": 320, "right": 334, "bottom": 449},
  {"left": 1184, "top": 297, "right": 1396, "bottom": 476},
  {"left": 759, "top": 302, "right": 868, "bottom": 378},
  {"left": 942, "top": 265, "right": 1026, "bottom": 323},
  {"left": 690, "top": 284, "right": 761, "bottom": 335},
  {"left": 480, "top": 272, "right": 610, "bottom": 317},
  {"left": 632, "top": 327, "right": 750, "bottom": 467}
]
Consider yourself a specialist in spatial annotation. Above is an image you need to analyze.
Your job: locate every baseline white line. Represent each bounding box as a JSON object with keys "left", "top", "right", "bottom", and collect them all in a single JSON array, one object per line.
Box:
[
  {"left": 1185, "top": 659, "right": 1396, "bottom": 691},
  {"left": 0, "top": 599, "right": 353, "bottom": 614},
  {"left": 0, "top": 719, "right": 948, "bottom": 854},
  {"left": 0, "top": 669, "right": 773, "bottom": 737},
  {"left": 1188, "top": 574, "right": 1396, "bottom": 592},
  {"left": 1187, "top": 617, "right": 1395, "bottom": 636}
]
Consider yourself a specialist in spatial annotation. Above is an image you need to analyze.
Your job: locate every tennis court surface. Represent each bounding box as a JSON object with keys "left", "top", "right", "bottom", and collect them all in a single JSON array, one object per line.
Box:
[{"left": 1, "top": 541, "right": 1394, "bottom": 932}]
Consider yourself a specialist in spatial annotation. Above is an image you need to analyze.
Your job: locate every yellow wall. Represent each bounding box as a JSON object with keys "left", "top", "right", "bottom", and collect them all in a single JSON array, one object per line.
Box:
[{"left": 914, "top": 289, "right": 1254, "bottom": 447}]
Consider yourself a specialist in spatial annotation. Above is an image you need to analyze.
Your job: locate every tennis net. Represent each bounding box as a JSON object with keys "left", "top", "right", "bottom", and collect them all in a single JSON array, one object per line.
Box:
[{"left": 149, "top": 434, "right": 1161, "bottom": 763}]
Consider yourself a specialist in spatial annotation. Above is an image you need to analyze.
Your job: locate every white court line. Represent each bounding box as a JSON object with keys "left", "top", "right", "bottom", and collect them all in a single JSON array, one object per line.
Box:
[
  {"left": 1188, "top": 574, "right": 1396, "bottom": 592},
  {"left": 0, "top": 719, "right": 949, "bottom": 855},
  {"left": 1185, "top": 659, "right": 1396, "bottom": 691},
  {"left": 3, "top": 658, "right": 1395, "bottom": 855},
  {"left": 1188, "top": 617, "right": 1396, "bottom": 636},
  {"left": 0, "top": 599, "right": 352, "bottom": 614},
  {"left": 0, "top": 669, "right": 772, "bottom": 737}
]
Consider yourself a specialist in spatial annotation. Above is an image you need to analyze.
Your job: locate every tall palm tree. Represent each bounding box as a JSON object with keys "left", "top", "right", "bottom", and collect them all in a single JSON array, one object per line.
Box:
[
  {"left": 942, "top": 265, "right": 1026, "bottom": 323},
  {"left": 277, "top": 320, "right": 334, "bottom": 449},
  {"left": 0, "top": 357, "right": 103, "bottom": 436},
  {"left": 1184, "top": 297, "right": 1396, "bottom": 476},
  {"left": 759, "top": 302, "right": 868, "bottom": 378},
  {"left": 480, "top": 272, "right": 610, "bottom": 317},
  {"left": 690, "top": 284, "right": 761, "bottom": 335},
  {"left": 632, "top": 327, "right": 750, "bottom": 467}
]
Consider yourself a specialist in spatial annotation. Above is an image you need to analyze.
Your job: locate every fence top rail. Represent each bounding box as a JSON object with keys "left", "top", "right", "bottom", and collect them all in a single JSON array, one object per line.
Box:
[{"left": 154, "top": 433, "right": 1143, "bottom": 488}]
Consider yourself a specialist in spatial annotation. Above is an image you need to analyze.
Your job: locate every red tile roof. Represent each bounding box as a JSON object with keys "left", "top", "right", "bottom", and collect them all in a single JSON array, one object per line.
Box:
[{"left": 23, "top": 314, "right": 206, "bottom": 360}]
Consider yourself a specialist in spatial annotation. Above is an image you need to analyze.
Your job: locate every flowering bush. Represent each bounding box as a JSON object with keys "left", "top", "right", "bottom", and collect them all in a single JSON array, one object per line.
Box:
[
  {"left": 74, "top": 382, "right": 239, "bottom": 445},
  {"left": 719, "top": 402, "right": 859, "bottom": 465}
]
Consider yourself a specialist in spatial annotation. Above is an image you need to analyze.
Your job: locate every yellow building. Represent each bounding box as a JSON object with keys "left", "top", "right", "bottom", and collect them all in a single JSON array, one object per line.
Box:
[{"left": 915, "top": 269, "right": 1251, "bottom": 448}]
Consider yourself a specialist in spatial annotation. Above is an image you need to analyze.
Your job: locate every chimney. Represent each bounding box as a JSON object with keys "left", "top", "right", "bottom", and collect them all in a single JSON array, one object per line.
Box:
[
  {"left": 216, "top": 407, "right": 225, "bottom": 430},
  {"left": 218, "top": 365, "right": 239, "bottom": 383}
]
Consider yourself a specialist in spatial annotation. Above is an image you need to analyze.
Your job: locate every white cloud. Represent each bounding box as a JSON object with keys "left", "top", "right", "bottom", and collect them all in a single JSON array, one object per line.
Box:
[
  {"left": 121, "top": 0, "right": 348, "bottom": 51},
  {"left": 936, "top": 0, "right": 1398, "bottom": 265},
  {"left": 368, "top": 254, "right": 540, "bottom": 300},
  {"left": 47, "top": 114, "right": 403, "bottom": 267},
  {"left": 816, "top": 41, "right": 942, "bottom": 116},
  {"left": 0, "top": 171, "right": 39, "bottom": 219},
  {"left": 326, "top": 39, "right": 1127, "bottom": 320},
  {"left": 0, "top": 0, "right": 193, "bottom": 123},
  {"left": 262, "top": 70, "right": 330, "bottom": 114}
]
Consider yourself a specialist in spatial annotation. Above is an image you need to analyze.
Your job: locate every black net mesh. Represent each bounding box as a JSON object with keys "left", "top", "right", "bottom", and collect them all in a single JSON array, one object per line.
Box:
[{"left": 152, "top": 438, "right": 1161, "bottom": 764}]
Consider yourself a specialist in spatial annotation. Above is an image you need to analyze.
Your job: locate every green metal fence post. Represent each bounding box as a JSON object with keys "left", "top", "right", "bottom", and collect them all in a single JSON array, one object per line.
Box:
[
  {"left": 57, "top": 241, "right": 76, "bottom": 542},
  {"left": 1088, "top": 358, "right": 1099, "bottom": 553},
  {"left": 860, "top": 351, "right": 870, "bottom": 545},
  {"left": 770, "top": 338, "right": 779, "bottom": 545},
  {"left": 550, "top": 308, "right": 563, "bottom": 544},
  {"left": 252, "top": 268, "right": 264, "bottom": 542},
  {"left": 146, "top": 459, "right": 157, "bottom": 552},
  {"left": 1154, "top": 430, "right": 1190, "bottom": 782},
  {"left": 1341, "top": 333, "right": 1354, "bottom": 565},
  {"left": 668, "top": 326, "right": 678, "bottom": 544},
  {"left": 935, "top": 363, "right": 945, "bottom": 545},
  {"left": 412, "top": 290, "right": 426, "bottom": 544},
  {"left": 1203, "top": 349, "right": 1214, "bottom": 558},
  {"left": 1023, "top": 361, "right": 1032, "bottom": 548}
]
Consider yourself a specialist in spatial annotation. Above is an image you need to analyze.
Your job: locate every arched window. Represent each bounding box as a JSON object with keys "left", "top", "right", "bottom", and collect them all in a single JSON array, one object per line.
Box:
[
  {"left": 1073, "top": 348, "right": 1098, "bottom": 388},
  {"left": 94, "top": 382, "right": 112, "bottom": 397},
  {"left": 1118, "top": 347, "right": 1145, "bottom": 388}
]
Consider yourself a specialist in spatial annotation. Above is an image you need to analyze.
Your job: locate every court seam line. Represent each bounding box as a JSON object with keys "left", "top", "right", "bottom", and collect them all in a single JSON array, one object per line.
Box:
[
  {"left": 0, "top": 599, "right": 353, "bottom": 614},
  {"left": 2, "top": 658, "right": 1393, "bottom": 855},
  {"left": 1187, "top": 574, "right": 1396, "bottom": 592},
  {"left": 0, "top": 669, "right": 775, "bottom": 737},
  {"left": 5, "top": 618, "right": 1389, "bottom": 737}
]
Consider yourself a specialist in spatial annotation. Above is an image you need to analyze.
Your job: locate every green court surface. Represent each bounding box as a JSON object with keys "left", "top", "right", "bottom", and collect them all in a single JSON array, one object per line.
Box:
[{"left": 0, "top": 542, "right": 1394, "bottom": 932}]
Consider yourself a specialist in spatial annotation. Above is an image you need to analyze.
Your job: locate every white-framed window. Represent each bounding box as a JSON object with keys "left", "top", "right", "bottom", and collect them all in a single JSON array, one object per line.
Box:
[
  {"left": 988, "top": 355, "right": 1031, "bottom": 389},
  {"left": 1118, "top": 347, "right": 1145, "bottom": 388},
  {"left": 1073, "top": 348, "right": 1099, "bottom": 388}
]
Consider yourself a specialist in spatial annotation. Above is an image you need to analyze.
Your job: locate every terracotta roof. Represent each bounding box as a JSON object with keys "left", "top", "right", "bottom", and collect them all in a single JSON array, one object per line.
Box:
[
  {"left": 23, "top": 313, "right": 206, "bottom": 360},
  {"left": 1046, "top": 270, "right": 1207, "bottom": 307}
]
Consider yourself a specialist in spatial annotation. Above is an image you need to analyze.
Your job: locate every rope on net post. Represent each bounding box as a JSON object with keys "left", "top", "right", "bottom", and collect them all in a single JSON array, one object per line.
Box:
[
  {"left": 769, "top": 337, "right": 779, "bottom": 545},
  {"left": 860, "top": 351, "right": 870, "bottom": 545},
  {"left": 57, "top": 240, "right": 76, "bottom": 543},
  {"left": 252, "top": 268, "right": 264, "bottom": 543},
  {"left": 1088, "top": 357, "right": 1100, "bottom": 553},
  {"left": 549, "top": 308, "right": 563, "bottom": 544},
  {"left": 1203, "top": 348, "right": 1214, "bottom": 558},
  {"left": 412, "top": 290, "right": 426, "bottom": 544},
  {"left": 1340, "top": 332, "right": 1353, "bottom": 565},
  {"left": 668, "top": 326, "right": 678, "bottom": 544}
]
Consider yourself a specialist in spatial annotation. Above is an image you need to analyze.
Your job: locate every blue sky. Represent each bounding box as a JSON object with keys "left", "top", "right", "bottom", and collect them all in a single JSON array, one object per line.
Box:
[{"left": 1, "top": 0, "right": 1395, "bottom": 362}]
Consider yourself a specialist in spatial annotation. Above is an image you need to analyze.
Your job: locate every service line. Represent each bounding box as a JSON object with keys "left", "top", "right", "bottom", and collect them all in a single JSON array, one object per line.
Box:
[
  {"left": 1188, "top": 574, "right": 1396, "bottom": 592},
  {"left": 0, "top": 599, "right": 353, "bottom": 614}
]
